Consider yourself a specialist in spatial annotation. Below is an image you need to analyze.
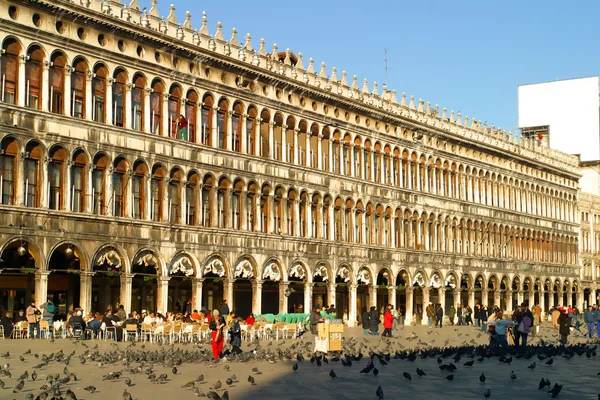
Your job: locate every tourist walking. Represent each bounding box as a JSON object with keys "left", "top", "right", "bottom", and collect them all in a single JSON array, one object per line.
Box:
[
  {"left": 448, "top": 305, "right": 456, "bottom": 326},
  {"left": 209, "top": 309, "right": 225, "bottom": 360},
  {"left": 584, "top": 305, "right": 596, "bottom": 338},
  {"left": 368, "top": 306, "right": 380, "bottom": 335},
  {"left": 425, "top": 302, "right": 435, "bottom": 328},
  {"left": 513, "top": 303, "right": 534, "bottom": 349},
  {"left": 382, "top": 305, "right": 394, "bottom": 337},
  {"left": 558, "top": 309, "right": 572, "bottom": 345},
  {"left": 435, "top": 304, "right": 443, "bottom": 328},
  {"left": 489, "top": 311, "right": 516, "bottom": 354},
  {"left": 464, "top": 305, "right": 473, "bottom": 325}
]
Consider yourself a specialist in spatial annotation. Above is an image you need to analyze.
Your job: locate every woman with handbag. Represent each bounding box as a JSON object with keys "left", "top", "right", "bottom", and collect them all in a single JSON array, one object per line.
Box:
[
  {"left": 209, "top": 309, "right": 225, "bottom": 360},
  {"left": 26, "top": 301, "right": 41, "bottom": 339}
]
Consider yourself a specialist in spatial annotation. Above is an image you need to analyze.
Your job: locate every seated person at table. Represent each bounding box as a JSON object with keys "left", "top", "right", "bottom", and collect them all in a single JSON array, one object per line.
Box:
[
  {"left": 102, "top": 309, "right": 123, "bottom": 341},
  {"left": 15, "top": 310, "right": 26, "bottom": 322},
  {"left": 68, "top": 310, "right": 87, "bottom": 333},
  {"left": 122, "top": 313, "right": 139, "bottom": 329},
  {"left": 245, "top": 313, "right": 255, "bottom": 326},
  {"left": 87, "top": 312, "right": 101, "bottom": 335},
  {"left": 143, "top": 312, "right": 156, "bottom": 325},
  {"left": 0, "top": 308, "right": 14, "bottom": 338},
  {"left": 190, "top": 309, "right": 201, "bottom": 321}
]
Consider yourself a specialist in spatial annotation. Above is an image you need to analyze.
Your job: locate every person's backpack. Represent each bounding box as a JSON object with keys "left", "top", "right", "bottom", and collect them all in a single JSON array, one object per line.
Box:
[{"left": 46, "top": 303, "right": 56, "bottom": 314}]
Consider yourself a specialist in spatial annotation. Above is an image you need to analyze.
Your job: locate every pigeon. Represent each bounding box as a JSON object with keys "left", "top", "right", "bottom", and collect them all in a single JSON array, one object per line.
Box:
[
  {"left": 182, "top": 381, "right": 195, "bottom": 389},
  {"left": 484, "top": 389, "right": 491, "bottom": 399},
  {"left": 13, "top": 379, "right": 25, "bottom": 393},
  {"left": 84, "top": 385, "right": 96, "bottom": 394},
  {"left": 329, "top": 369, "right": 337, "bottom": 379},
  {"left": 416, "top": 368, "right": 426, "bottom": 377},
  {"left": 207, "top": 391, "right": 221, "bottom": 399},
  {"left": 546, "top": 358, "right": 554, "bottom": 366},
  {"left": 446, "top": 374, "right": 454, "bottom": 381},
  {"left": 292, "top": 363, "right": 298, "bottom": 371},
  {"left": 172, "top": 367, "right": 178, "bottom": 375},
  {"left": 210, "top": 380, "right": 222, "bottom": 390},
  {"left": 195, "top": 374, "right": 204, "bottom": 383},
  {"left": 548, "top": 383, "right": 562, "bottom": 398},
  {"left": 464, "top": 360, "right": 474, "bottom": 367},
  {"left": 252, "top": 367, "right": 262, "bottom": 375},
  {"left": 373, "top": 367, "right": 379, "bottom": 377},
  {"left": 66, "top": 389, "right": 78, "bottom": 400},
  {"left": 123, "top": 389, "right": 133, "bottom": 400},
  {"left": 376, "top": 385, "right": 384, "bottom": 399},
  {"left": 479, "top": 373, "right": 486, "bottom": 383},
  {"left": 510, "top": 371, "right": 517, "bottom": 380},
  {"left": 31, "top": 371, "right": 38, "bottom": 381},
  {"left": 125, "top": 378, "right": 132, "bottom": 386},
  {"left": 247, "top": 375, "right": 256, "bottom": 385},
  {"left": 403, "top": 372, "right": 412, "bottom": 380},
  {"left": 528, "top": 362, "right": 536, "bottom": 370},
  {"left": 19, "top": 371, "right": 29, "bottom": 381}
]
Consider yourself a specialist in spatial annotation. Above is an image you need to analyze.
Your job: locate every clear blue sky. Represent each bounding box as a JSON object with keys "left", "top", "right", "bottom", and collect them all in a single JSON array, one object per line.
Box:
[{"left": 153, "top": 0, "right": 598, "bottom": 133}]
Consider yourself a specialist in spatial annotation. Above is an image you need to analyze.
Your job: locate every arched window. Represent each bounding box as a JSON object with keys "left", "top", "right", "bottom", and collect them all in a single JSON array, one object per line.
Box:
[
  {"left": 297, "top": 120, "right": 308, "bottom": 165},
  {"left": 92, "top": 64, "right": 107, "bottom": 123},
  {"left": 112, "top": 158, "right": 128, "bottom": 217},
  {"left": 246, "top": 106, "right": 258, "bottom": 155},
  {"left": 24, "top": 141, "right": 42, "bottom": 208},
  {"left": 71, "top": 58, "right": 87, "bottom": 118},
  {"left": 373, "top": 144, "right": 381, "bottom": 183},
  {"left": 232, "top": 180, "right": 244, "bottom": 230},
  {"left": 299, "top": 192, "right": 308, "bottom": 237},
  {"left": 150, "top": 80, "right": 164, "bottom": 135},
  {"left": 232, "top": 102, "right": 244, "bottom": 152},
  {"left": 0, "top": 136, "right": 18, "bottom": 204},
  {"left": 321, "top": 128, "right": 331, "bottom": 171},
  {"left": 132, "top": 160, "right": 147, "bottom": 219},
  {"left": 48, "top": 146, "right": 67, "bottom": 210},
  {"left": 25, "top": 45, "right": 43, "bottom": 109},
  {"left": 112, "top": 69, "right": 127, "bottom": 127},
  {"left": 353, "top": 138, "right": 362, "bottom": 178},
  {"left": 322, "top": 196, "right": 331, "bottom": 239},
  {"left": 200, "top": 94, "right": 214, "bottom": 145},
  {"left": 274, "top": 187, "right": 284, "bottom": 233},
  {"left": 332, "top": 132, "right": 341, "bottom": 174},
  {"left": 273, "top": 114, "right": 284, "bottom": 161},
  {"left": 334, "top": 198, "right": 343, "bottom": 241},
  {"left": 92, "top": 153, "right": 109, "bottom": 214},
  {"left": 169, "top": 169, "right": 183, "bottom": 223},
  {"left": 185, "top": 172, "right": 200, "bottom": 225},
  {"left": 286, "top": 117, "right": 296, "bottom": 164},
  {"left": 260, "top": 185, "right": 271, "bottom": 233},
  {"left": 150, "top": 165, "right": 167, "bottom": 221},
  {"left": 217, "top": 99, "right": 229, "bottom": 150},
  {"left": 260, "top": 110, "right": 271, "bottom": 158},
  {"left": 1, "top": 38, "right": 20, "bottom": 104},
  {"left": 185, "top": 90, "right": 198, "bottom": 142},
  {"left": 131, "top": 73, "right": 145, "bottom": 131},
  {"left": 247, "top": 183, "right": 259, "bottom": 231},
  {"left": 287, "top": 189, "right": 297, "bottom": 235},
  {"left": 49, "top": 52, "right": 66, "bottom": 114},
  {"left": 167, "top": 85, "right": 182, "bottom": 138},
  {"left": 70, "top": 150, "right": 88, "bottom": 212},
  {"left": 201, "top": 176, "right": 214, "bottom": 227}
]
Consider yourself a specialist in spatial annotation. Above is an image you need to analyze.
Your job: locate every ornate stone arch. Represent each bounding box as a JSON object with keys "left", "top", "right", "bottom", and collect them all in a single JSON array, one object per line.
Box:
[
  {"left": 201, "top": 254, "right": 228, "bottom": 278},
  {"left": 356, "top": 265, "right": 374, "bottom": 285},
  {"left": 412, "top": 269, "right": 428, "bottom": 287},
  {"left": 261, "top": 258, "right": 282, "bottom": 281},
  {"left": 169, "top": 251, "right": 198, "bottom": 277},
  {"left": 0, "top": 236, "right": 46, "bottom": 270},
  {"left": 46, "top": 240, "right": 90, "bottom": 272},
  {"left": 232, "top": 256, "right": 257, "bottom": 279},
  {"left": 132, "top": 248, "right": 166, "bottom": 276},
  {"left": 313, "top": 261, "right": 331, "bottom": 282},
  {"left": 91, "top": 243, "right": 130, "bottom": 273},
  {"left": 288, "top": 260, "right": 310, "bottom": 282},
  {"left": 377, "top": 267, "right": 395, "bottom": 287},
  {"left": 445, "top": 271, "right": 459, "bottom": 289},
  {"left": 335, "top": 264, "right": 352, "bottom": 283}
]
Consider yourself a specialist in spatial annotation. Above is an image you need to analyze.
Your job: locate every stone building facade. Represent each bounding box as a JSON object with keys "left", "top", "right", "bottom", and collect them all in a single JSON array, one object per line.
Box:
[{"left": 0, "top": 0, "right": 585, "bottom": 325}]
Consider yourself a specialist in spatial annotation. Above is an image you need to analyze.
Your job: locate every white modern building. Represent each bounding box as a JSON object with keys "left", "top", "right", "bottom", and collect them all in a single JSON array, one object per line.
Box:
[{"left": 518, "top": 76, "right": 600, "bottom": 162}]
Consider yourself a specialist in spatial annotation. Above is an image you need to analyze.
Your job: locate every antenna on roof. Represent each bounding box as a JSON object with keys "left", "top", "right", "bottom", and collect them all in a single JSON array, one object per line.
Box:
[{"left": 384, "top": 48, "right": 389, "bottom": 88}]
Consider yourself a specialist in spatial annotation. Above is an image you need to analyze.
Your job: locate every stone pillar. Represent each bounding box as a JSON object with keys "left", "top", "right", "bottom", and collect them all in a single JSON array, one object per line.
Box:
[
  {"left": 279, "top": 281, "right": 289, "bottom": 314},
  {"left": 453, "top": 289, "right": 460, "bottom": 308},
  {"left": 540, "top": 291, "right": 546, "bottom": 314},
  {"left": 481, "top": 289, "right": 489, "bottom": 306},
  {"left": 506, "top": 291, "right": 513, "bottom": 311},
  {"left": 224, "top": 279, "right": 235, "bottom": 309},
  {"left": 528, "top": 291, "right": 534, "bottom": 308},
  {"left": 240, "top": 114, "right": 248, "bottom": 153},
  {"left": 494, "top": 290, "right": 501, "bottom": 308},
  {"left": 41, "top": 61, "right": 49, "bottom": 112},
  {"left": 404, "top": 286, "right": 414, "bottom": 325},
  {"left": 143, "top": 88, "right": 151, "bottom": 134},
  {"left": 517, "top": 290, "right": 524, "bottom": 306},
  {"left": 34, "top": 271, "right": 50, "bottom": 305},
  {"left": 64, "top": 67, "right": 72, "bottom": 117},
  {"left": 192, "top": 278, "right": 204, "bottom": 312},
  {"left": 304, "top": 282, "right": 314, "bottom": 314},
  {"left": 576, "top": 290, "right": 584, "bottom": 311},
  {"left": 211, "top": 107, "right": 218, "bottom": 147},
  {"left": 120, "top": 273, "right": 133, "bottom": 314},
  {"left": 124, "top": 84, "right": 132, "bottom": 129},
  {"left": 79, "top": 272, "right": 94, "bottom": 314},
  {"left": 468, "top": 289, "right": 475, "bottom": 309},
  {"left": 388, "top": 286, "right": 397, "bottom": 309},
  {"left": 369, "top": 285, "right": 377, "bottom": 309},
  {"left": 156, "top": 277, "right": 170, "bottom": 314},
  {"left": 327, "top": 283, "right": 337, "bottom": 309},
  {"left": 421, "top": 287, "right": 430, "bottom": 325},
  {"left": 566, "top": 290, "right": 573, "bottom": 307},
  {"left": 268, "top": 121, "right": 275, "bottom": 159},
  {"left": 317, "top": 134, "right": 323, "bottom": 169},
  {"left": 548, "top": 291, "right": 555, "bottom": 309},
  {"left": 280, "top": 124, "right": 287, "bottom": 163},
  {"left": 125, "top": 170, "right": 134, "bottom": 218},
  {"left": 293, "top": 129, "right": 299, "bottom": 165},
  {"left": 17, "top": 55, "right": 26, "bottom": 107},
  {"left": 226, "top": 110, "right": 233, "bottom": 151},
  {"left": 15, "top": 153, "right": 25, "bottom": 206},
  {"left": 439, "top": 288, "right": 446, "bottom": 313},
  {"left": 348, "top": 283, "right": 358, "bottom": 327},
  {"left": 252, "top": 280, "right": 263, "bottom": 315}
]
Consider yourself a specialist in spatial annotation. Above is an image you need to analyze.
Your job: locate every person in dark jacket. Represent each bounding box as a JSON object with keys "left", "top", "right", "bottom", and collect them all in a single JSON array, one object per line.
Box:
[
  {"left": 583, "top": 306, "right": 596, "bottom": 338},
  {"left": 219, "top": 300, "right": 230, "bottom": 317},
  {"left": 368, "top": 306, "right": 380, "bottom": 335},
  {"left": 558, "top": 309, "right": 572, "bottom": 344},
  {"left": 0, "top": 308, "right": 13, "bottom": 339},
  {"left": 361, "top": 309, "right": 370, "bottom": 336},
  {"left": 456, "top": 304, "right": 463, "bottom": 325},
  {"left": 435, "top": 304, "right": 444, "bottom": 328},
  {"left": 228, "top": 312, "right": 242, "bottom": 355},
  {"left": 309, "top": 307, "right": 324, "bottom": 335}
]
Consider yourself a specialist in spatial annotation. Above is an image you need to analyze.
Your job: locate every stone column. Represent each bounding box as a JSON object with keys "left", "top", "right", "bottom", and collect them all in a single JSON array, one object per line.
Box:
[
  {"left": 540, "top": 291, "right": 546, "bottom": 314},
  {"left": 125, "top": 170, "right": 133, "bottom": 218},
  {"left": 348, "top": 283, "right": 358, "bottom": 327},
  {"left": 517, "top": 290, "right": 524, "bottom": 306},
  {"left": 548, "top": 291, "right": 555, "bottom": 309},
  {"left": 226, "top": 110, "right": 233, "bottom": 151},
  {"left": 15, "top": 153, "right": 25, "bottom": 206},
  {"left": 64, "top": 67, "right": 72, "bottom": 117},
  {"left": 211, "top": 106, "right": 218, "bottom": 147},
  {"left": 468, "top": 289, "right": 475, "bottom": 309},
  {"left": 481, "top": 289, "right": 489, "bottom": 306},
  {"left": 279, "top": 281, "right": 289, "bottom": 314},
  {"left": 388, "top": 286, "right": 397, "bottom": 309},
  {"left": 293, "top": 129, "right": 299, "bottom": 165},
  {"left": 439, "top": 287, "right": 446, "bottom": 313},
  {"left": 421, "top": 288, "right": 430, "bottom": 325},
  {"left": 252, "top": 280, "right": 263, "bottom": 315},
  {"left": 268, "top": 121, "right": 275, "bottom": 159},
  {"left": 240, "top": 114, "right": 248, "bottom": 152},
  {"left": 305, "top": 131, "right": 311, "bottom": 167},
  {"left": 566, "top": 290, "right": 573, "bottom": 307},
  {"left": 327, "top": 283, "right": 337, "bottom": 309},
  {"left": 192, "top": 278, "right": 204, "bottom": 312},
  {"left": 34, "top": 270, "right": 50, "bottom": 305},
  {"left": 304, "top": 282, "right": 314, "bottom": 314},
  {"left": 528, "top": 291, "right": 534, "bottom": 308},
  {"left": 120, "top": 273, "right": 133, "bottom": 314},
  {"left": 156, "top": 277, "right": 170, "bottom": 314},
  {"left": 401, "top": 287, "right": 411, "bottom": 325},
  {"left": 17, "top": 55, "right": 26, "bottom": 107},
  {"left": 79, "top": 272, "right": 94, "bottom": 314},
  {"left": 453, "top": 289, "right": 460, "bottom": 308},
  {"left": 280, "top": 124, "right": 287, "bottom": 163},
  {"left": 143, "top": 88, "right": 151, "bottom": 134},
  {"left": 124, "top": 84, "right": 132, "bottom": 129},
  {"left": 369, "top": 285, "right": 377, "bottom": 309},
  {"left": 317, "top": 134, "right": 323, "bottom": 169},
  {"left": 576, "top": 290, "right": 584, "bottom": 311},
  {"left": 506, "top": 291, "right": 513, "bottom": 311},
  {"left": 41, "top": 61, "right": 50, "bottom": 112},
  {"left": 225, "top": 278, "right": 235, "bottom": 309},
  {"left": 494, "top": 290, "right": 501, "bottom": 308}
]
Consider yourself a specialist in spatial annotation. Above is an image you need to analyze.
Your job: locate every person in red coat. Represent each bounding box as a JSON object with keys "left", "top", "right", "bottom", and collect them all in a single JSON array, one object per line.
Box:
[{"left": 382, "top": 304, "right": 394, "bottom": 337}]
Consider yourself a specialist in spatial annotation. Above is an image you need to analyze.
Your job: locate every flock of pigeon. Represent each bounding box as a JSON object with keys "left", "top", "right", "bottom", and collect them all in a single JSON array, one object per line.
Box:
[{"left": 0, "top": 328, "right": 599, "bottom": 399}]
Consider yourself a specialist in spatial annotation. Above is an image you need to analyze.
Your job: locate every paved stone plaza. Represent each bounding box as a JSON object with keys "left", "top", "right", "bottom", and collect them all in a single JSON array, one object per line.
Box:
[{"left": 0, "top": 324, "right": 598, "bottom": 400}]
